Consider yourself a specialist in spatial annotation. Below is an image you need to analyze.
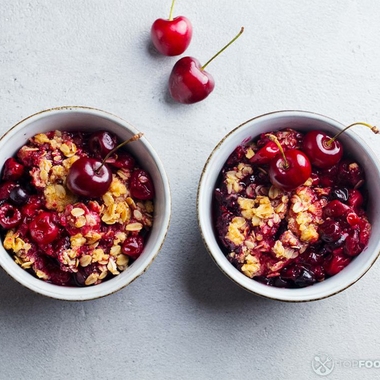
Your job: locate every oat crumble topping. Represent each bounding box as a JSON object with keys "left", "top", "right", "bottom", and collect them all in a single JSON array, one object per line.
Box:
[{"left": 0, "top": 130, "right": 154, "bottom": 286}]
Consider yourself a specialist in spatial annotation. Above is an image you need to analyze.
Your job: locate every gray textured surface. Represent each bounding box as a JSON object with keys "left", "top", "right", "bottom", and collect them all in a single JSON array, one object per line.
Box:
[{"left": 1, "top": 1, "right": 380, "bottom": 379}]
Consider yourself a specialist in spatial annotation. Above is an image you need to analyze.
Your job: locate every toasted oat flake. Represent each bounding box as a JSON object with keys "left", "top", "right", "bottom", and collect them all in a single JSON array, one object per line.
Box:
[
  {"left": 116, "top": 254, "right": 129, "bottom": 267},
  {"left": 71, "top": 207, "right": 85, "bottom": 217},
  {"left": 126, "top": 222, "right": 143, "bottom": 232},
  {"left": 107, "top": 259, "right": 120, "bottom": 275},
  {"left": 110, "top": 245, "right": 121, "bottom": 257},
  {"left": 85, "top": 273, "right": 99, "bottom": 286},
  {"left": 79, "top": 255, "right": 92, "bottom": 267}
]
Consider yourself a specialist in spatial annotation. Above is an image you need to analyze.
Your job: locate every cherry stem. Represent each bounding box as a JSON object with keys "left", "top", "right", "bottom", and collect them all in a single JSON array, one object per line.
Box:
[
  {"left": 327, "top": 122, "right": 379, "bottom": 146},
  {"left": 266, "top": 134, "right": 288, "bottom": 168},
  {"left": 168, "top": 0, "right": 176, "bottom": 21},
  {"left": 201, "top": 27, "right": 244, "bottom": 70},
  {"left": 96, "top": 133, "right": 144, "bottom": 173}
]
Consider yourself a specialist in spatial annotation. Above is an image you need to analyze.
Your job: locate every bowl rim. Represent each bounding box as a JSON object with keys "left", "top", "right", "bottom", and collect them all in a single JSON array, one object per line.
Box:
[
  {"left": 0, "top": 105, "right": 172, "bottom": 301},
  {"left": 197, "top": 109, "right": 380, "bottom": 302}
]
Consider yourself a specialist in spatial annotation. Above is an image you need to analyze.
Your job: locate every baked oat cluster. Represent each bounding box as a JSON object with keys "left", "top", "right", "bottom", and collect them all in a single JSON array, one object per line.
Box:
[
  {"left": 0, "top": 130, "right": 154, "bottom": 286},
  {"left": 214, "top": 128, "right": 371, "bottom": 288}
]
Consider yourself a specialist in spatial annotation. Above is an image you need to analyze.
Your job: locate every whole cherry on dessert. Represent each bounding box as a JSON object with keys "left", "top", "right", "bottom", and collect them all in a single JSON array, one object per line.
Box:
[
  {"left": 169, "top": 27, "right": 244, "bottom": 104},
  {"left": 67, "top": 133, "right": 143, "bottom": 198},
  {"left": 66, "top": 157, "right": 113, "bottom": 198},
  {"left": 267, "top": 134, "right": 312, "bottom": 191},
  {"left": 302, "top": 130, "right": 343, "bottom": 169},
  {"left": 303, "top": 122, "right": 379, "bottom": 169},
  {"left": 151, "top": 0, "right": 192, "bottom": 56}
]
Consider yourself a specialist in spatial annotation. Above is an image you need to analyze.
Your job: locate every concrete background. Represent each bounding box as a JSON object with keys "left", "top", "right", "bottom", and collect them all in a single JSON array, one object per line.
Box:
[{"left": 1, "top": 1, "right": 380, "bottom": 379}]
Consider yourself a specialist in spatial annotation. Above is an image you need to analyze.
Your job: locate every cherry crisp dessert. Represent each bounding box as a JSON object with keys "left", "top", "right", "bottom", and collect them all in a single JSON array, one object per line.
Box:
[
  {"left": 213, "top": 128, "right": 371, "bottom": 288},
  {"left": 0, "top": 130, "right": 154, "bottom": 286}
]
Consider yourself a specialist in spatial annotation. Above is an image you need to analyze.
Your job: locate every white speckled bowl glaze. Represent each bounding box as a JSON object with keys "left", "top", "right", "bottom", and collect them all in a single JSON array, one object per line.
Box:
[
  {"left": 0, "top": 106, "right": 171, "bottom": 301},
  {"left": 198, "top": 110, "right": 380, "bottom": 302}
]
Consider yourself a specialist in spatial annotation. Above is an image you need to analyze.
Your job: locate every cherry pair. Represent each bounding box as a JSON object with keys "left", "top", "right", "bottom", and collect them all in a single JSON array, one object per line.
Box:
[
  {"left": 150, "top": 0, "right": 244, "bottom": 104},
  {"left": 254, "top": 122, "right": 379, "bottom": 192}
]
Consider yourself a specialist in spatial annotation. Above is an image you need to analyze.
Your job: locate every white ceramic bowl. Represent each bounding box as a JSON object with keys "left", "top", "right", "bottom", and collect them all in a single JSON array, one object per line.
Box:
[
  {"left": 198, "top": 110, "right": 380, "bottom": 302},
  {"left": 0, "top": 106, "right": 171, "bottom": 301}
]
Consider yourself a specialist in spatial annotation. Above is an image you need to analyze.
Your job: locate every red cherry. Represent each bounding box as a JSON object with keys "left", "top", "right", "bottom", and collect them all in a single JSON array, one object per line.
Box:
[
  {"left": 121, "top": 235, "right": 144, "bottom": 260},
  {"left": 250, "top": 141, "right": 279, "bottom": 165},
  {"left": 107, "top": 152, "right": 136, "bottom": 170},
  {"left": 304, "top": 122, "right": 379, "bottom": 169},
  {"left": 66, "top": 157, "right": 112, "bottom": 198},
  {"left": 302, "top": 130, "right": 343, "bottom": 169},
  {"left": 2, "top": 157, "right": 25, "bottom": 181},
  {"left": 151, "top": 0, "right": 192, "bottom": 56},
  {"left": 21, "top": 195, "right": 44, "bottom": 218},
  {"left": 169, "top": 57, "right": 215, "bottom": 104},
  {"left": 29, "top": 211, "right": 59, "bottom": 245},
  {"left": 268, "top": 149, "right": 312, "bottom": 191},
  {"left": 0, "top": 181, "right": 17, "bottom": 201},
  {"left": 89, "top": 131, "right": 117, "bottom": 158},
  {"left": 324, "top": 251, "right": 351, "bottom": 276},
  {"left": 323, "top": 200, "right": 351, "bottom": 218},
  {"left": 347, "top": 189, "right": 364, "bottom": 210},
  {"left": 130, "top": 169, "right": 155, "bottom": 200},
  {"left": 0, "top": 203, "right": 22, "bottom": 229},
  {"left": 344, "top": 230, "right": 362, "bottom": 257},
  {"left": 169, "top": 27, "right": 244, "bottom": 104}
]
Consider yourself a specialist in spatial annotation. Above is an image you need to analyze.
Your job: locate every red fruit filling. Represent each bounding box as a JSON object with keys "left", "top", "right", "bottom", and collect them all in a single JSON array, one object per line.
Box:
[
  {"left": 213, "top": 128, "right": 371, "bottom": 288},
  {"left": 0, "top": 130, "right": 155, "bottom": 286}
]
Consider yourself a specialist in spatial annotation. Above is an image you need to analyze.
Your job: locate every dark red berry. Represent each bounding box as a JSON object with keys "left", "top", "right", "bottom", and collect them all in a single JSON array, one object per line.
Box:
[
  {"left": 294, "top": 266, "right": 316, "bottom": 287},
  {"left": 121, "top": 235, "right": 144, "bottom": 259},
  {"left": 2, "top": 157, "right": 25, "bottom": 181},
  {"left": 249, "top": 141, "right": 279, "bottom": 165},
  {"left": 346, "top": 211, "right": 361, "bottom": 227},
  {"left": 130, "top": 169, "right": 155, "bottom": 200},
  {"left": 33, "top": 255, "right": 71, "bottom": 285},
  {"left": 107, "top": 152, "right": 136, "bottom": 170},
  {"left": 344, "top": 230, "right": 362, "bottom": 257},
  {"left": 319, "top": 165, "right": 339, "bottom": 187},
  {"left": 324, "top": 252, "right": 351, "bottom": 276},
  {"left": 151, "top": 14, "right": 193, "bottom": 57},
  {"left": 66, "top": 157, "right": 112, "bottom": 198},
  {"left": 280, "top": 264, "right": 316, "bottom": 287},
  {"left": 0, "top": 203, "right": 22, "bottom": 228},
  {"left": 323, "top": 200, "right": 351, "bottom": 218},
  {"left": 348, "top": 189, "right": 364, "bottom": 210},
  {"left": 337, "top": 159, "right": 364, "bottom": 188},
  {"left": 302, "top": 130, "right": 343, "bottom": 169},
  {"left": 319, "top": 220, "right": 343, "bottom": 243},
  {"left": 268, "top": 149, "right": 312, "bottom": 191},
  {"left": 9, "top": 186, "right": 29, "bottom": 205},
  {"left": 331, "top": 187, "right": 349, "bottom": 202},
  {"left": 358, "top": 219, "right": 371, "bottom": 247},
  {"left": 89, "top": 131, "right": 117, "bottom": 157},
  {"left": 0, "top": 181, "right": 17, "bottom": 201},
  {"left": 21, "top": 195, "right": 44, "bottom": 218},
  {"left": 29, "top": 212, "right": 60, "bottom": 245},
  {"left": 49, "top": 269, "right": 72, "bottom": 286}
]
